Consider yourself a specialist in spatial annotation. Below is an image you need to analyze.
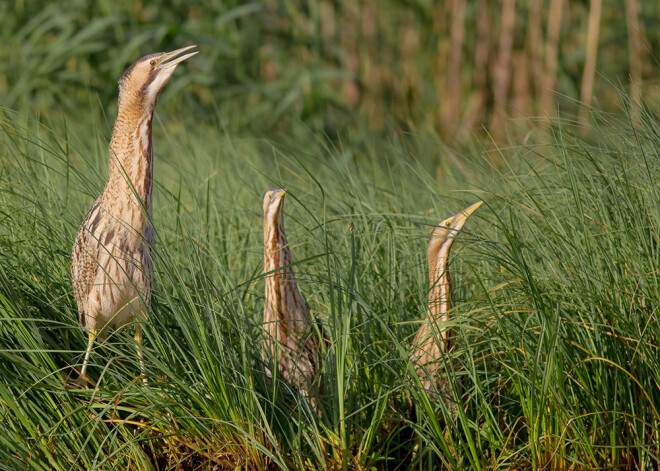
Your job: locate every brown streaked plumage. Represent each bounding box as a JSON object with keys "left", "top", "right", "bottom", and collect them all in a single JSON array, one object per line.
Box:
[
  {"left": 410, "top": 201, "right": 483, "bottom": 394},
  {"left": 262, "top": 189, "right": 320, "bottom": 402},
  {"left": 71, "top": 46, "right": 198, "bottom": 383}
]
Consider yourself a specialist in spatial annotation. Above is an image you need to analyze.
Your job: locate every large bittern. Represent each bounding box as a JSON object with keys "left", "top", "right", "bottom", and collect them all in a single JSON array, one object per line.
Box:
[
  {"left": 262, "top": 189, "right": 320, "bottom": 401},
  {"left": 410, "top": 201, "right": 482, "bottom": 393},
  {"left": 71, "top": 46, "right": 197, "bottom": 382}
]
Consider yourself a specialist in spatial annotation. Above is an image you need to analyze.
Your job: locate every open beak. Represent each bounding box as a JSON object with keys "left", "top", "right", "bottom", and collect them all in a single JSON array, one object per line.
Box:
[{"left": 156, "top": 45, "right": 198, "bottom": 70}]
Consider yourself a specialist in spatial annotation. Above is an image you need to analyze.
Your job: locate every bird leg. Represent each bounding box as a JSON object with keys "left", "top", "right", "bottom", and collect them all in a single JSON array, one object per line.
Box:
[
  {"left": 134, "top": 324, "right": 147, "bottom": 383},
  {"left": 80, "top": 328, "right": 97, "bottom": 383}
]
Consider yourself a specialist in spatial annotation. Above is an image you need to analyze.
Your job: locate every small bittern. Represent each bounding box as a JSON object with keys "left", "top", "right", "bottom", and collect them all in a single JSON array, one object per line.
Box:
[
  {"left": 262, "top": 189, "right": 320, "bottom": 401},
  {"left": 71, "top": 46, "right": 197, "bottom": 382},
  {"left": 410, "top": 201, "right": 482, "bottom": 393}
]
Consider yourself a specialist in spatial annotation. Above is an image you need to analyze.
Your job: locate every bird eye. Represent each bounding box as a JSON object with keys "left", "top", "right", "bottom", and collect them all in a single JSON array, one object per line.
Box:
[
  {"left": 149, "top": 59, "right": 156, "bottom": 67},
  {"left": 445, "top": 221, "right": 451, "bottom": 227}
]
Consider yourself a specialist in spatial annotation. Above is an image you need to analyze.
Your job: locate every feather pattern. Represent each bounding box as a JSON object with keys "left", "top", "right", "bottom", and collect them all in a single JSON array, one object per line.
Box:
[
  {"left": 410, "top": 201, "right": 482, "bottom": 394},
  {"left": 70, "top": 46, "right": 197, "bottom": 381},
  {"left": 262, "top": 189, "right": 320, "bottom": 398},
  {"left": 71, "top": 99, "right": 155, "bottom": 332}
]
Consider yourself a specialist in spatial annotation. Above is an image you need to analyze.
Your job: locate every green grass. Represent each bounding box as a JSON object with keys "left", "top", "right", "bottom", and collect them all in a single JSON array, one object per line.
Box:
[{"left": 2, "top": 99, "right": 660, "bottom": 470}]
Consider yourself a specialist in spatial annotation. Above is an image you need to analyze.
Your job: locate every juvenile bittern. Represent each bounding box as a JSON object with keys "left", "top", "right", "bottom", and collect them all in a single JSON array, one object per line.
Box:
[
  {"left": 71, "top": 46, "right": 197, "bottom": 382},
  {"left": 262, "top": 189, "right": 320, "bottom": 402},
  {"left": 410, "top": 201, "right": 482, "bottom": 393}
]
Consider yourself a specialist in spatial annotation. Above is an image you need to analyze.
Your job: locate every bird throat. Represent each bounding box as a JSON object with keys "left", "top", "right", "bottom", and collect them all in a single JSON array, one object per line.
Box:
[
  {"left": 265, "top": 223, "right": 294, "bottom": 278},
  {"left": 264, "top": 221, "right": 300, "bottom": 322},
  {"left": 105, "top": 107, "right": 155, "bottom": 217},
  {"left": 429, "top": 249, "right": 452, "bottom": 320}
]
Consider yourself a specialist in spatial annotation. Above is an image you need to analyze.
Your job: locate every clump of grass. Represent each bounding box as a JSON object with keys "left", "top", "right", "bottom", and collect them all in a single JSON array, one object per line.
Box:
[{"left": 1, "top": 102, "right": 660, "bottom": 469}]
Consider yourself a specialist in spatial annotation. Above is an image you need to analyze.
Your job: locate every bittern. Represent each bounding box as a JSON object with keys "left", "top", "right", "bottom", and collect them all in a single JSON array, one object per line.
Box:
[
  {"left": 71, "top": 46, "right": 198, "bottom": 382},
  {"left": 262, "top": 189, "right": 320, "bottom": 402},
  {"left": 410, "top": 201, "right": 483, "bottom": 394}
]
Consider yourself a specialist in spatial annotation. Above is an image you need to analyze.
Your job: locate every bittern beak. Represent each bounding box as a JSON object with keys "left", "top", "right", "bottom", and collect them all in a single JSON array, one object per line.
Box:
[
  {"left": 459, "top": 200, "right": 483, "bottom": 219},
  {"left": 270, "top": 188, "right": 287, "bottom": 200},
  {"left": 449, "top": 200, "right": 483, "bottom": 231},
  {"left": 156, "top": 45, "right": 198, "bottom": 70},
  {"left": 433, "top": 200, "right": 483, "bottom": 239}
]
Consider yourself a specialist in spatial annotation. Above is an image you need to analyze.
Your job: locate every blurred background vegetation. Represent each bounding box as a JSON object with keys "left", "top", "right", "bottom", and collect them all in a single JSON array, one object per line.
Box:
[{"left": 2, "top": 0, "right": 659, "bottom": 145}]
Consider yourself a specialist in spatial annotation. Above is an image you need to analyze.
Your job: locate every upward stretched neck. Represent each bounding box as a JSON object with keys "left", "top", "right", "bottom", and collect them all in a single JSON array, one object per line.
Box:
[
  {"left": 428, "top": 242, "right": 453, "bottom": 319},
  {"left": 264, "top": 218, "right": 294, "bottom": 277},
  {"left": 105, "top": 103, "right": 155, "bottom": 215}
]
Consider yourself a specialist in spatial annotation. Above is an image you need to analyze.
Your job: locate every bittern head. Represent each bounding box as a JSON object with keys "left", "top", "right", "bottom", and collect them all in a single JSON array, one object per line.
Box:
[
  {"left": 117, "top": 45, "right": 198, "bottom": 111},
  {"left": 264, "top": 188, "right": 287, "bottom": 226},
  {"left": 430, "top": 200, "right": 483, "bottom": 248}
]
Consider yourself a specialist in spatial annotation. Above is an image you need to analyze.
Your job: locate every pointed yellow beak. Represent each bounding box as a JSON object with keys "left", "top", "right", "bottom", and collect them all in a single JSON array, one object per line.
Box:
[
  {"left": 270, "top": 188, "right": 287, "bottom": 201},
  {"left": 447, "top": 200, "right": 483, "bottom": 232},
  {"left": 156, "top": 45, "right": 198, "bottom": 70},
  {"left": 460, "top": 200, "right": 483, "bottom": 219}
]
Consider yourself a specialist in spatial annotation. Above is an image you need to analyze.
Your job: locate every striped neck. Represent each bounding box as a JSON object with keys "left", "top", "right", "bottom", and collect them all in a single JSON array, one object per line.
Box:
[
  {"left": 264, "top": 212, "right": 307, "bottom": 326},
  {"left": 106, "top": 106, "right": 155, "bottom": 215},
  {"left": 429, "top": 257, "right": 452, "bottom": 318},
  {"left": 428, "top": 243, "right": 453, "bottom": 319},
  {"left": 264, "top": 214, "right": 294, "bottom": 278}
]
